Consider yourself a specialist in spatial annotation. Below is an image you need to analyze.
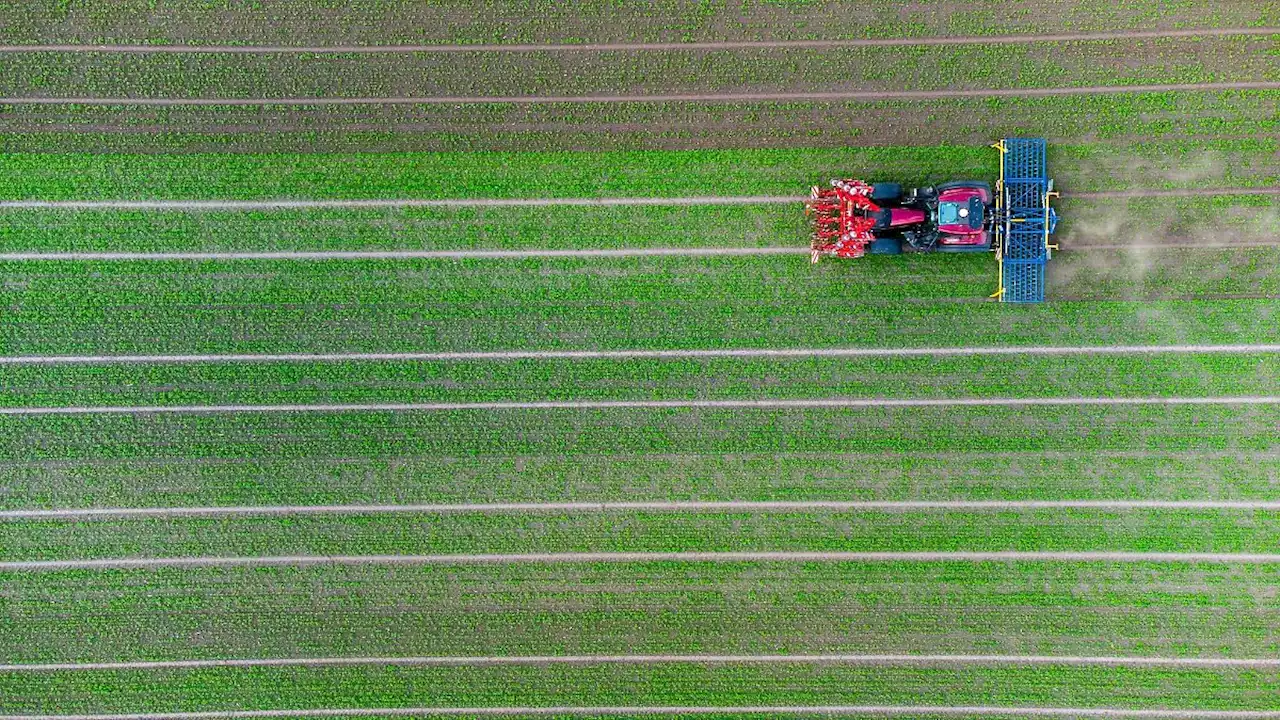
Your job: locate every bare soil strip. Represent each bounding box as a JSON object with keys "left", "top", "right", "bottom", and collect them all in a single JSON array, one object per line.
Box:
[
  {"left": 6, "top": 653, "right": 1280, "bottom": 673},
  {"left": 1, "top": 82, "right": 1274, "bottom": 105},
  {"left": 7, "top": 500, "right": 1280, "bottom": 520},
  {"left": 0, "top": 27, "right": 1273, "bottom": 53},
  {"left": 2, "top": 396, "right": 1277, "bottom": 416},
  {"left": 4, "top": 707, "right": 1280, "bottom": 720},
  {"left": 0, "top": 188, "right": 1270, "bottom": 213},
  {"left": 5, "top": 551, "right": 1280, "bottom": 571},
  {"left": 3, "top": 344, "right": 1278, "bottom": 366}
]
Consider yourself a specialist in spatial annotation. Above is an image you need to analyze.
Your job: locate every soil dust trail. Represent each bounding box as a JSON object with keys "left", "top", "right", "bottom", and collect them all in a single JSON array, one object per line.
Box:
[
  {"left": 0, "top": 81, "right": 1274, "bottom": 105},
  {"left": 0, "top": 27, "right": 1272, "bottom": 52},
  {"left": 5, "top": 551, "right": 1280, "bottom": 571}
]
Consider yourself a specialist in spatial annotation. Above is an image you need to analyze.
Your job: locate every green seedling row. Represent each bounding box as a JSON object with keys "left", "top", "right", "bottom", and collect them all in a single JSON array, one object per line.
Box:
[
  {"left": 5, "top": 450, "right": 1279, "bottom": 509},
  {"left": 4, "top": 562, "right": 1280, "bottom": 664}
]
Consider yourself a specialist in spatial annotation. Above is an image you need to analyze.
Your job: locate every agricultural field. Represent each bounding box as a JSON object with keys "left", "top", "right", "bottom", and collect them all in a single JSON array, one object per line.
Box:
[{"left": 1, "top": 2, "right": 1279, "bottom": 719}]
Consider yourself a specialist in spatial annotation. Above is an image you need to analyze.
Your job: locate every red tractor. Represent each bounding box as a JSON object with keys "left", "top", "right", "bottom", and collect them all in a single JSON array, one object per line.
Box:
[
  {"left": 806, "top": 179, "right": 994, "bottom": 260},
  {"left": 806, "top": 138, "right": 1059, "bottom": 303}
]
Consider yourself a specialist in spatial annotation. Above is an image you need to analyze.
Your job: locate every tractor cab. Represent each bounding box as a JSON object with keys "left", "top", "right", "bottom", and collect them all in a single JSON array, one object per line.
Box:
[
  {"left": 938, "top": 196, "right": 984, "bottom": 230},
  {"left": 934, "top": 182, "right": 993, "bottom": 251}
]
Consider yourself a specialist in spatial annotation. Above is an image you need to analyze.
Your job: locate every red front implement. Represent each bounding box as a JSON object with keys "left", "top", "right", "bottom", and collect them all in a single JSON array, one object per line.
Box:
[{"left": 806, "top": 179, "right": 880, "bottom": 263}]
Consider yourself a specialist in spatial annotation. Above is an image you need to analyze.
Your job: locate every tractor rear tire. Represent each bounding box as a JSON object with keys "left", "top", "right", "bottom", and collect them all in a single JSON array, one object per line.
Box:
[
  {"left": 871, "top": 183, "right": 903, "bottom": 204},
  {"left": 868, "top": 236, "right": 903, "bottom": 255}
]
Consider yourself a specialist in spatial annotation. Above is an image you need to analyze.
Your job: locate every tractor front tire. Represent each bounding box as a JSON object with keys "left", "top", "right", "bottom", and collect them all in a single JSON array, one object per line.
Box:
[
  {"left": 871, "top": 183, "right": 903, "bottom": 205},
  {"left": 868, "top": 236, "right": 903, "bottom": 255}
]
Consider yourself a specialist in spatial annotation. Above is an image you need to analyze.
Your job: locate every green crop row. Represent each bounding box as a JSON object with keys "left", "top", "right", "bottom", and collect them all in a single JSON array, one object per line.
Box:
[
  {"left": 1, "top": 137, "right": 1273, "bottom": 200},
  {"left": 2, "top": 403, "right": 1276, "bottom": 461},
  {"left": 0, "top": 94, "right": 1275, "bottom": 156},
  {"left": 3, "top": 256, "right": 1279, "bottom": 355},
  {"left": 0, "top": 203, "right": 808, "bottom": 253},
  {"left": 5, "top": 449, "right": 1278, "bottom": 510},
  {"left": 6, "top": 507, "right": 1280, "bottom": 562},
  {"left": 4, "top": 562, "right": 1279, "bottom": 665},
  {"left": 2, "top": 663, "right": 1275, "bottom": 714},
  {"left": 2, "top": 38, "right": 1272, "bottom": 99},
  {"left": 1, "top": 0, "right": 1273, "bottom": 46},
  {"left": 1, "top": 352, "right": 1277, "bottom": 408},
  {"left": 0, "top": 194, "right": 1272, "bottom": 255},
  {"left": 2, "top": 90, "right": 1275, "bottom": 153}
]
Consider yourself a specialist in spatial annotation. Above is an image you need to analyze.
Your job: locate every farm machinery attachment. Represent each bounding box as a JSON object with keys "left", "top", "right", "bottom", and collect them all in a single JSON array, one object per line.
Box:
[{"left": 807, "top": 137, "right": 1059, "bottom": 303}]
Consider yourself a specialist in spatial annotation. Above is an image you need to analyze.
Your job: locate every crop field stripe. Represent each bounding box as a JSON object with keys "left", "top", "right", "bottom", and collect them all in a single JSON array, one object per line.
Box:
[
  {"left": 2, "top": 82, "right": 1276, "bottom": 106},
  {"left": 7, "top": 551, "right": 1280, "bottom": 571},
  {"left": 2, "top": 242, "right": 1277, "bottom": 260},
  {"left": 3, "top": 396, "right": 1279, "bottom": 416},
  {"left": 10, "top": 500, "right": 1280, "bottom": 520},
  {"left": 0, "top": 248, "right": 813, "bottom": 261},
  {"left": 2, "top": 28, "right": 1276, "bottom": 53},
  {"left": 0, "top": 188, "right": 1271, "bottom": 212},
  {"left": 7, "top": 653, "right": 1280, "bottom": 672},
  {"left": 0, "top": 197, "right": 803, "bottom": 210},
  {"left": 5, "top": 708, "right": 1280, "bottom": 720},
  {"left": 5, "top": 344, "right": 1277, "bottom": 366}
]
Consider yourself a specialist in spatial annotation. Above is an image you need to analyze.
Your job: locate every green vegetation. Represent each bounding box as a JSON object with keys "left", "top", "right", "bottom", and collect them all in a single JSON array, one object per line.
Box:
[
  {"left": 1, "top": 352, "right": 1277, "bottom": 408},
  {"left": 3, "top": 403, "right": 1276, "bottom": 462},
  {"left": 1, "top": 138, "right": 1275, "bottom": 198},
  {"left": 2, "top": 9, "right": 1279, "bottom": 715},
  {"left": 6, "top": 451, "right": 1279, "bottom": 510},
  {"left": 7, "top": 507, "right": 1280, "bottom": 561},
  {"left": 0, "top": 204, "right": 808, "bottom": 253},
  {"left": 4, "top": 90, "right": 1277, "bottom": 153},
  {"left": 0, "top": 195, "right": 1273, "bottom": 255},
  {"left": 2, "top": 38, "right": 1273, "bottom": 99},
  {"left": 6, "top": 562, "right": 1280, "bottom": 665},
  {"left": 3, "top": 255, "right": 1279, "bottom": 356},
  {"left": 3, "top": 662, "right": 1276, "bottom": 714},
  {"left": 0, "top": 0, "right": 1274, "bottom": 46}
]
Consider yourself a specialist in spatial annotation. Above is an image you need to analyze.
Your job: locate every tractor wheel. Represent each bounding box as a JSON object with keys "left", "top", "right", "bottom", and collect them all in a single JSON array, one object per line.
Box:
[
  {"left": 870, "top": 183, "right": 903, "bottom": 204},
  {"left": 868, "top": 236, "right": 903, "bottom": 255}
]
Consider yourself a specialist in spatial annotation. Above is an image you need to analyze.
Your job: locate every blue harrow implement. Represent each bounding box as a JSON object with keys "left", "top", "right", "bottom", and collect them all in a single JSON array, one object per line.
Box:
[{"left": 807, "top": 137, "right": 1060, "bottom": 303}]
